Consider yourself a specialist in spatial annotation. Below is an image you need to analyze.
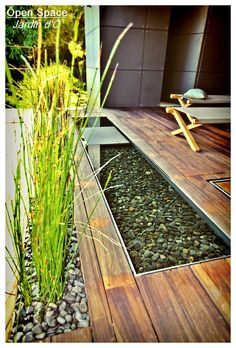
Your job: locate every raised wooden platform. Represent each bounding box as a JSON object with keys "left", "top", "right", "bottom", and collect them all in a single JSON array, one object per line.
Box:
[
  {"left": 70, "top": 139, "right": 230, "bottom": 342},
  {"left": 43, "top": 107, "right": 230, "bottom": 342}
]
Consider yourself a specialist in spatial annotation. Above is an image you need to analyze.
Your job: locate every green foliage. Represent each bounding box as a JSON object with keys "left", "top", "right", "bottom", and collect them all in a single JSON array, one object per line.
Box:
[
  {"left": 6, "top": 160, "right": 32, "bottom": 306},
  {"left": 6, "top": 62, "right": 87, "bottom": 109},
  {"left": 6, "top": 61, "right": 82, "bottom": 304},
  {"left": 5, "top": 5, "right": 85, "bottom": 81},
  {"left": 6, "top": 21, "right": 133, "bottom": 306}
]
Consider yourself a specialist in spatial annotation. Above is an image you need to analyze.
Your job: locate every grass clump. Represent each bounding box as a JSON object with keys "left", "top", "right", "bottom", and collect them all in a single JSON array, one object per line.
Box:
[
  {"left": 6, "top": 62, "right": 87, "bottom": 110},
  {"left": 5, "top": 21, "right": 133, "bottom": 306}
]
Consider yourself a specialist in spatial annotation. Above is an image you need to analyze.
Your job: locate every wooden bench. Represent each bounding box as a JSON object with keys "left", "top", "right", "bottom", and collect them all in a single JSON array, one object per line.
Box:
[
  {"left": 170, "top": 94, "right": 231, "bottom": 107},
  {"left": 165, "top": 106, "right": 230, "bottom": 152}
]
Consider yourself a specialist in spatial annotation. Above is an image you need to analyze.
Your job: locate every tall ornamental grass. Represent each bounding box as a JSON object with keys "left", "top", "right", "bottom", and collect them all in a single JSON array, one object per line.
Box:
[{"left": 6, "top": 21, "right": 133, "bottom": 305}]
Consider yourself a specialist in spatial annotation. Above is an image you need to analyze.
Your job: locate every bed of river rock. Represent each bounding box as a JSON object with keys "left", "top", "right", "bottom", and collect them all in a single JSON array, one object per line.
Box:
[
  {"left": 100, "top": 144, "right": 230, "bottom": 274},
  {"left": 9, "top": 221, "right": 89, "bottom": 343}
]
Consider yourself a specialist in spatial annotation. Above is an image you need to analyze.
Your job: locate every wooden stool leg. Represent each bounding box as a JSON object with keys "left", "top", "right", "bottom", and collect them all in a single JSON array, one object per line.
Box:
[
  {"left": 166, "top": 107, "right": 200, "bottom": 152},
  {"left": 171, "top": 123, "right": 202, "bottom": 136}
]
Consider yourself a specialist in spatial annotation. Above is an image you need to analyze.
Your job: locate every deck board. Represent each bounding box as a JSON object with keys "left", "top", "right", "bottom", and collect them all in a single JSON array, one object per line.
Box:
[
  {"left": 166, "top": 267, "right": 230, "bottom": 342},
  {"left": 201, "top": 259, "right": 230, "bottom": 299},
  {"left": 137, "top": 272, "right": 200, "bottom": 342},
  {"left": 76, "top": 144, "right": 134, "bottom": 290},
  {"left": 50, "top": 328, "right": 92, "bottom": 342},
  {"left": 106, "top": 283, "right": 158, "bottom": 342},
  {"left": 191, "top": 262, "right": 230, "bottom": 323},
  {"left": 75, "top": 142, "right": 158, "bottom": 342},
  {"left": 74, "top": 145, "right": 116, "bottom": 342}
]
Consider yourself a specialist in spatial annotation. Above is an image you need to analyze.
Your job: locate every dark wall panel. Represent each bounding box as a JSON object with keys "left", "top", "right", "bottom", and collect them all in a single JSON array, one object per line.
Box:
[
  {"left": 199, "top": 34, "right": 229, "bottom": 72},
  {"left": 206, "top": 6, "right": 230, "bottom": 34},
  {"left": 169, "top": 6, "right": 208, "bottom": 33},
  {"left": 165, "top": 34, "right": 204, "bottom": 71},
  {"left": 100, "top": 5, "right": 170, "bottom": 107},
  {"left": 140, "top": 71, "right": 163, "bottom": 106},
  {"left": 162, "top": 6, "right": 208, "bottom": 101},
  {"left": 100, "top": 6, "right": 146, "bottom": 29},
  {"left": 162, "top": 71, "right": 196, "bottom": 97},
  {"left": 143, "top": 30, "right": 168, "bottom": 70},
  {"left": 195, "top": 6, "right": 230, "bottom": 94},
  {"left": 146, "top": 6, "right": 170, "bottom": 29},
  {"left": 101, "top": 27, "right": 144, "bottom": 70},
  {"left": 102, "top": 70, "right": 141, "bottom": 107},
  {"left": 197, "top": 72, "right": 230, "bottom": 95}
]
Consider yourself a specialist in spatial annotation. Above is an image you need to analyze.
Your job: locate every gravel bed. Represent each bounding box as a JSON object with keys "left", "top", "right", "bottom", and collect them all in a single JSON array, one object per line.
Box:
[
  {"left": 100, "top": 144, "right": 230, "bottom": 274},
  {"left": 9, "top": 217, "right": 89, "bottom": 343}
]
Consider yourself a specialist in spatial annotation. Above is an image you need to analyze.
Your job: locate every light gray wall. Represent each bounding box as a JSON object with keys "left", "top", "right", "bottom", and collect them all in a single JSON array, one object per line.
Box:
[{"left": 84, "top": 6, "right": 101, "bottom": 109}]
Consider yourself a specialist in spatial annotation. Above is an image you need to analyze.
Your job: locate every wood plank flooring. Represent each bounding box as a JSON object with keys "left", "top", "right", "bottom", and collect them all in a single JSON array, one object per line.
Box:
[{"left": 44, "top": 108, "right": 230, "bottom": 342}]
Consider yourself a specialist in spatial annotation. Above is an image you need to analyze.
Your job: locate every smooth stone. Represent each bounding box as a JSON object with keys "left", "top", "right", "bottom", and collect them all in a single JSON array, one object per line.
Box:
[
  {"left": 82, "top": 313, "right": 90, "bottom": 321},
  {"left": 168, "top": 256, "right": 177, "bottom": 263},
  {"left": 143, "top": 250, "right": 151, "bottom": 258},
  {"left": 59, "top": 310, "right": 68, "bottom": 318},
  {"left": 45, "top": 309, "right": 55, "bottom": 318},
  {"left": 65, "top": 314, "right": 72, "bottom": 323},
  {"left": 35, "top": 332, "right": 46, "bottom": 340},
  {"left": 14, "top": 332, "right": 24, "bottom": 342},
  {"left": 64, "top": 294, "right": 75, "bottom": 304},
  {"left": 45, "top": 316, "right": 57, "bottom": 327},
  {"left": 189, "top": 249, "right": 196, "bottom": 256},
  {"left": 74, "top": 280, "right": 85, "bottom": 288},
  {"left": 159, "top": 224, "right": 167, "bottom": 232},
  {"left": 131, "top": 239, "right": 144, "bottom": 251},
  {"left": 33, "top": 314, "right": 43, "bottom": 325},
  {"left": 212, "top": 243, "right": 220, "bottom": 249},
  {"left": 74, "top": 311, "right": 82, "bottom": 321},
  {"left": 71, "top": 302, "right": 80, "bottom": 312},
  {"left": 176, "top": 240, "right": 183, "bottom": 244},
  {"left": 48, "top": 303, "right": 57, "bottom": 310},
  {"left": 151, "top": 253, "right": 159, "bottom": 261},
  {"left": 32, "top": 324, "right": 43, "bottom": 335},
  {"left": 159, "top": 254, "right": 166, "bottom": 260},
  {"left": 78, "top": 319, "right": 89, "bottom": 328},
  {"left": 19, "top": 309, "right": 26, "bottom": 319},
  {"left": 24, "top": 332, "right": 34, "bottom": 342},
  {"left": 71, "top": 323, "right": 77, "bottom": 330},
  {"left": 25, "top": 306, "right": 34, "bottom": 315},
  {"left": 46, "top": 329, "right": 56, "bottom": 336},
  {"left": 64, "top": 328, "right": 72, "bottom": 333},
  {"left": 201, "top": 244, "right": 210, "bottom": 251},
  {"left": 73, "top": 285, "right": 82, "bottom": 294},
  {"left": 23, "top": 322, "right": 34, "bottom": 333},
  {"left": 56, "top": 328, "right": 64, "bottom": 334},
  {"left": 79, "top": 302, "right": 88, "bottom": 313},
  {"left": 58, "top": 301, "right": 67, "bottom": 311},
  {"left": 57, "top": 316, "right": 66, "bottom": 325},
  {"left": 188, "top": 256, "right": 195, "bottom": 263},
  {"left": 41, "top": 321, "right": 48, "bottom": 331}
]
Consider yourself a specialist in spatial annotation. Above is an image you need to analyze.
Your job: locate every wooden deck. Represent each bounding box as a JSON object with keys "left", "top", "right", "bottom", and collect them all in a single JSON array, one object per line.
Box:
[
  {"left": 43, "top": 108, "right": 230, "bottom": 342},
  {"left": 102, "top": 107, "right": 230, "bottom": 239}
]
